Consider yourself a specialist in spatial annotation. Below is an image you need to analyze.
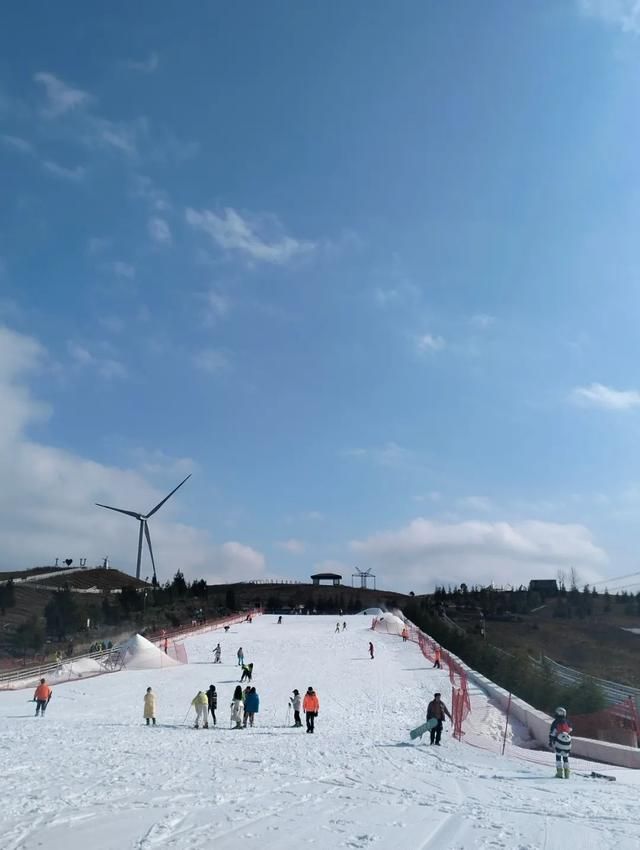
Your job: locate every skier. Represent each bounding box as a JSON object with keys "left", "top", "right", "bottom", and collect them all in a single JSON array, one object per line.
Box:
[
  {"left": 191, "top": 690, "right": 209, "bottom": 729},
  {"left": 290, "top": 689, "right": 302, "bottom": 727},
  {"left": 277, "top": 615, "right": 282, "bottom": 624},
  {"left": 237, "top": 647, "right": 244, "bottom": 667},
  {"left": 231, "top": 685, "right": 244, "bottom": 729},
  {"left": 433, "top": 647, "right": 442, "bottom": 669},
  {"left": 401, "top": 627, "right": 408, "bottom": 643},
  {"left": 244, "top": 687, "right": 260, "bottom": 727},
  {"left": 342, "top": 622, "right": 347, "bottom": 631},
  {"left": 33, "top": 678, "right": 52, "bottom": 717},
  {"left": 206, "top": 684, "right": 217, "bottom": 726},
  {"left": 427, "top": 692, "right": 452, "bottom": 745},
  {"left": 369, "top": 641, "right": 374, "bottom": 659},
  {"left": 335, "top": 622, "right": 340, "bottom": 633},
  {"left": 213, "top": 643, "right": 221, "bottom": 663},
  {"left": 303, "top": 686, "right": 320, "bottom": 734},
  {"left": 240, "top": 662, "right": 254, "bottom": 682},
  {"left": 549, "top": 707, "right": 572, "bottom": 779},
  {"left": 143, "top": 687, "right": 156, "bottom": 726}
]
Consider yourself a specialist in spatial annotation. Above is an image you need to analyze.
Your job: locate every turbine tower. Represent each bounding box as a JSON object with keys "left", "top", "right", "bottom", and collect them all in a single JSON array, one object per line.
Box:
[
  {"left": 352, "top": 567, "right": 376, "bottom": 590},
  {"left": 95, "top": 474, "right": 191, "bottom": 584}
]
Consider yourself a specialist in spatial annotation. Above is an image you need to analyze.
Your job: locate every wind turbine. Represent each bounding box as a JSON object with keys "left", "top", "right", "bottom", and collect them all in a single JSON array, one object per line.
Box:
[
  {"left": 95, "top": 474, "right": 191, "bottom": 584},
  {"left": 352, "top": 567, "right": 376, "bottom": 590}
]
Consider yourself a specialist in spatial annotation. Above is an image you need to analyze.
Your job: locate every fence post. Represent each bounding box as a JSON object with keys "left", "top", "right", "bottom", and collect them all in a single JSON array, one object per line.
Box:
[{"left": 501, "top": 692, "right": 512, "bottom": 755}]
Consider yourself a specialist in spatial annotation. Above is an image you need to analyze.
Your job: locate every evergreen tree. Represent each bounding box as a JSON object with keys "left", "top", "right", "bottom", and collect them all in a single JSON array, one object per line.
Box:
[{"left": 44, "top": 587, "right": 83, "bottom": 639}]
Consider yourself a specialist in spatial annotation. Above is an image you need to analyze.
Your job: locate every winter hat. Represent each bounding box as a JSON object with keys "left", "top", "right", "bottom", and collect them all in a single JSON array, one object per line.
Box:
[
  {"left": 555, "top": 707, "right": 567, "bottom": 717},
  {"left": 293, "top": 689, "right": 299, "bottom": 695}
]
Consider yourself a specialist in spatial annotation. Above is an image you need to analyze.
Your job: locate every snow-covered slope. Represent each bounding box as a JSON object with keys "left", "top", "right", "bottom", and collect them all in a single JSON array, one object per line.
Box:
[{"left": 1, "top": 615, "right": 639, "bottom": 849}]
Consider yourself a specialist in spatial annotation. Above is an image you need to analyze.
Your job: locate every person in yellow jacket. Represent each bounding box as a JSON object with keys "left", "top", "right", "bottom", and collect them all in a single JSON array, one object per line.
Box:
[
  {"left": 192, "top": 690, "right": 209, "bottom": 729},
  {"left": 143, "top": 687, "right": 156, "bottom": 726}
]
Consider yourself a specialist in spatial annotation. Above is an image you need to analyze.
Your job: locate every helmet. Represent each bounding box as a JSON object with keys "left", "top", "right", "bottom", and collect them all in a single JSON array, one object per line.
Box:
[{"left": 555, "top": 707, "right": 567, "bottom": 717}]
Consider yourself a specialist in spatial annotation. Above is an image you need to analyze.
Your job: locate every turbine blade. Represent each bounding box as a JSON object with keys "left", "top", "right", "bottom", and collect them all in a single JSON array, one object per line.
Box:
[
  {"left": 95, "top": 503, "right": 142, "bottom": 520},
  {"left": 144, "top": 521, "right": 157, "bottom": 585},
  {"left": 145, "top": 473, "right": 192, "bottom": 518}
]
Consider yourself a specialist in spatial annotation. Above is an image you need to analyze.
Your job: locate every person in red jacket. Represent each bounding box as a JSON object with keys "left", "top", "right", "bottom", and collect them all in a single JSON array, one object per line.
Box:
[
  {"left": 302, "top": 686, "right": 319, "bottom": 733},
  {"left": 34, "top": 678, "right": 52, "bottom": 717}
]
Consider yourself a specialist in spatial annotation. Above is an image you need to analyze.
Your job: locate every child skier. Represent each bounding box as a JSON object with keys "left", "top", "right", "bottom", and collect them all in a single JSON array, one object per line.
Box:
[
  {"left": 240, "top": 662, "right": 253, "bottom": 682},
  {"left": 191, "top": 690, "right": 209, "bottom": 729},
  {"left": 213, "top": 644, "right": 221, "bottom": 663},
  {"left": 33, "top": 678, "right": 52, "bottom": 717},
  {"left": 231, "top": 685, "right": 244, "bottom": 729},
  {"left": 143, "top": 687, "right": 156, "bottom": 726},
  {"left": 549, "top": 707, "right": 572, "bottom": 778},
  {"left": 290, "top": 689, "right": 302, "bottom": 727},
  {"left": 206, "top": 684, "right": 217, "bottom": 726}
]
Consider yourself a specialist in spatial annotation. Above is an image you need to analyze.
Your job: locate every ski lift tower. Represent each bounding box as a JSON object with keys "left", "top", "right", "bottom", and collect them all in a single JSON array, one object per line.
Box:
[{"left": 352, "top": 567, "right": 376, "bottom": 591}]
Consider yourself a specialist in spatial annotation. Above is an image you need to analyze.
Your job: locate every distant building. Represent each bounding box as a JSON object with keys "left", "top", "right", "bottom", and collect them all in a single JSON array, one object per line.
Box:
[
  {"left": 311, "top": 572, "right": 342, "bottom": 587},
  {"left": 528, "top": 579, "right": 558, "bottom": 596}
]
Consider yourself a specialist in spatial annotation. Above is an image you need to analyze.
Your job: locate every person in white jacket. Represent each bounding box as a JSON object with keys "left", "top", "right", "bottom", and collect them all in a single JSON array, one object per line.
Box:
[
  {"left": 143, "top": 687, "right": 156, "bottom": 726},
  {"left": 290, "top": 689, "right": 302, "bottom": 727},
  {"left": 230, "top": 685, "right": 244, "bottom": 729}
]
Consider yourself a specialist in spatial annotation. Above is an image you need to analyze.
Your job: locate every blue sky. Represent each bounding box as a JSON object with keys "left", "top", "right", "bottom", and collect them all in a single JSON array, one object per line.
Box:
[{"left": 2, "top": 1, "right": 640, "bottom": 592}]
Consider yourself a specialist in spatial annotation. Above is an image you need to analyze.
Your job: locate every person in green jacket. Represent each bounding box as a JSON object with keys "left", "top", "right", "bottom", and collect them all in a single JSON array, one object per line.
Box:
[{"left": 192, "top": 690, "right": 209, "bottom": 729}]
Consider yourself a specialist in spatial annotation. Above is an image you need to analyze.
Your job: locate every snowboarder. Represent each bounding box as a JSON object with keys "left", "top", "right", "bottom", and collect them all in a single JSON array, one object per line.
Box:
[
  {"left": 231, "top": 685, "right": 244, "bottom": 729},
  {"left": 191, "top": 690, "right": 209, "bottom": 729},
  {"left": 240, "top": 662, "right": 254, "bottom": 682},
  {"left": 427, "top": 692, "right": 452, "bottom": 745},
  {"left": 303, "top": 686, "right": 319, "bottom": 734},
  {"left": 369, "top": 642, "right": 374, "bottom": 659},
  {"left": 143, "top": 687, "right": 156, "bottom": 726},
  {"left": 33, "top": 678, "right": 52, "bottom": 717},
  {"left": 244, "top": 687, "right": 260, "bottom": 727},
  {"left": 237, "top": 647, "right": 244, "bottom": 667},
  {"left": 290, "top": 689, "right": 302, "bottom": 727},
  {"left": 206, "top": 684, "right": 217, "bottom": 726},
  {"left": 433, "top": 647, "right": 442, "bottom": 669},
  {"left": 549, "top": 707, "right": 572, "bottom": 779},
  {"left": 213, "top": 644, "right": 221, "bottom": 663}
]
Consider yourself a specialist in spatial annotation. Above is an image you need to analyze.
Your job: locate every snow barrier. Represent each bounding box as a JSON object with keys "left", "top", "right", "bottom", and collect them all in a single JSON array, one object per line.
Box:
[{"left": 371, "top": 614, "right": 472, "bottom": 740}]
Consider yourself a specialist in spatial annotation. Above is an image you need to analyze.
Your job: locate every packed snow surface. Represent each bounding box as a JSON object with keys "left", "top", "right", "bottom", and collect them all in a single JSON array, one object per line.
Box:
[
  {"left": 2, "top": 615, "right": 640, "bottom": 849},
  {"left": 120, "top": 633, "right": 181, "bottom": 670}
]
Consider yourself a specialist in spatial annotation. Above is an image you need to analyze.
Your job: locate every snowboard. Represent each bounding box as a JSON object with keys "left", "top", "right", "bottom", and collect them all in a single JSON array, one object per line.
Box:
[
  {"left": 410, "top": 718, "right": 437, "bottom": 740},
  {"left": 590, "top": 771, "right": 616, "bottom": 782}
]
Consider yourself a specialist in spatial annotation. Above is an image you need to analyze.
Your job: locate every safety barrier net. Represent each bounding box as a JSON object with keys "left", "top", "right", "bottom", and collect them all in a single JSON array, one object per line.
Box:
[{"left": 371, "top": 614, "right": 471, "bottom": 739}]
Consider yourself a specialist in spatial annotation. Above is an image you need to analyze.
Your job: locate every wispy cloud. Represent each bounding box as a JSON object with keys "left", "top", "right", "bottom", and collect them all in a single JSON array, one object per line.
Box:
[
  {"left": 344, "top": 441, "right": 412, "bottom": 469},
  {"left": 203, "top": 290, "right": 231, "bottom": 323},
  {"left": 193, "top": 348, "right": 230, "bottom": 374},
  {"left": 67, "top": 341, "right": 127, "bottom": 380},
  {"left": 1, "top": 134, "right": 34, "bottom": 155},
  {"left": 578, "top": 0, "right": 640, "bottom": 34},
  {"left": 186, "top": 207, "right": 316, "bottom": 265},
  {"left": 570, "top": 383, "right": 640, "bottom": 410},
  {"left": 458, "top": 495, "right": 494, "bottom": 513},
  {"left": 34, "top": 72, "right": 91, "bottom": 117},
  {"left": 416, "top": 333, "right": 445, "bottom": 353},
  {"left": 277, "top": 538, "right": 306, "bottom": 554},
  {"left": 42, "top": 160, "right": 85, "bottom": 181},
  {"left": 470, "top": 313, "right": 496, "bottom": 330},
  {"left": 124, "top": 52, "right": 159, "bottom": 74},
  {"left": 131, "top": 175, "right": 171, "bottom": 212},
  {"left": 148, "top": 216, "right": 172, "bottom": 245},
  {"left": 111, "top": 261, "right": 136, "bottom": 280}
]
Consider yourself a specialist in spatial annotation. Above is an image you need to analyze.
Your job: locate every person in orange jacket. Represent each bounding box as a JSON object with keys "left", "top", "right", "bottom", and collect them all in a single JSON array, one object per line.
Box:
[
  {"left": 34, "top": 678, "right": 52, "bottom": 717},
  {"left": 302, "top": 686, "right": 319, "bottom": 734},
  {"left": 433, "top": 647, "right": 442, "bottom": 669}
]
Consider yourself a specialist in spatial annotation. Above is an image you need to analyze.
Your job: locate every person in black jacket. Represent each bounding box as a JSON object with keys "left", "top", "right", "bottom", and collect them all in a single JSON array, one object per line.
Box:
[
  {"left": 206, "top": 684, "right": 217, "bottom": 726},
  {"left": 426, "top": 692, "right": 452, "bottom": 745}
]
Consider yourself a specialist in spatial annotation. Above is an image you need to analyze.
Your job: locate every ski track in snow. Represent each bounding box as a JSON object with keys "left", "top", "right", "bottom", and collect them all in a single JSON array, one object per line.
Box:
[{"left": 2, "top": 615, "right": 640, "bottom": 849}]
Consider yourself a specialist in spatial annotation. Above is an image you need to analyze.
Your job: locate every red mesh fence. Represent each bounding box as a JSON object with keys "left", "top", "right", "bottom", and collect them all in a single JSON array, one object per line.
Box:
[
  {"left": 166, "top": 640, "right": 188, "bottom": 664},
  {"left": 570, "top": 696, "right": 639, "bottom": 748},
  {"left": 372, "top": 615, "right": 471, "bottom": 739}
]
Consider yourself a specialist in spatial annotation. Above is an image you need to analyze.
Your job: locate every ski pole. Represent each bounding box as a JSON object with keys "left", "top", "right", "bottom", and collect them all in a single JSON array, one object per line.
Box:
[{"left": 182, "top": 705, "right": 193, "bottom": 726}]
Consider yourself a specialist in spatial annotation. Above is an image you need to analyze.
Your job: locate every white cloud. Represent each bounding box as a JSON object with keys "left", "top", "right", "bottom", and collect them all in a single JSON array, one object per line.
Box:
[
  {"left": 470, "top": 313, "right": 496, "bottom": 329},
  {"left": 579, "top": 0, "right": 640, "bottom": 33},
  {"left": 67, "top": 341, "right": 127, "bottom": 380},
  {"left": 42, "top": 160, "right": 85, "bottom": 181},
  {"left": 458, "top": 495, "right": 494, "bottom": 513},
  {"left": 186, "top": 207, "right": 316, "bottom": 265},
  {"left": 0, "top": 324, "right": 266, "bottom": 583},
  {"left": 350, "top": 517, "right": 608, "bottom": 592},
  {"left": 203, "top": 290, "right": 231, "bottom": 323},
  {"left": 89, "top": 116, "right": 141, "bottom": 157},
  {"left": 1, "top": 134, "right": 34, "bottom": 155},
  {"left": 570, "top": 383, "right": 640, "bottom": 410},
  {"left": 193, "top": 348, "right": 230, "bottom": 374},
  {"left": 344, "top": 441, "right": 412, "bottom": 469},
  {"left": 131, "top": 175, "right": 171, "bottom": 212},
  {"left": 416, "top": 333, "right": 445, "bottom": 353},
  {"left": 277, "top": 538, "right": 306, "bottom": 554},
  {"left": 34, "top": 71, "right": 91, "bottom": 117},
  {"left": 148, "top": 216, "right": 172, "bottom": 245},
  {"left": 124, "top": 52, "right": 159, "bottom": 74},
  {"left": 111, "top": 261, "right": 136, "bottom": 280}
]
